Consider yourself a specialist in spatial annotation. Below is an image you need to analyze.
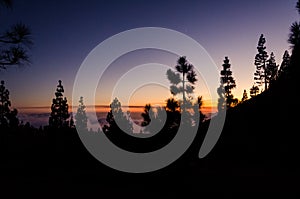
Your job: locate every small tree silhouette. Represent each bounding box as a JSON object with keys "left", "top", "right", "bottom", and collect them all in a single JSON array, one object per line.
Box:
[
  {"left": 254, "top": 34, "right": 269, "bottom": 91},
  {"left": 69, "top": 116, "right": 75, "bottom": 128},
  {"left": 104, "top": 98, "right": 133, "bottom": 134},
  {"left": 241, "top": 89, "right": 248, "bottom": 102},
  {"left": 75, "top": 96, "right": 87, "bottom": 131},
  {"left": 141, "top": 104, "right": 151, "bottom": 127},
  {"left": 193, "top": 96, "right": 206, "bottom": 123},
  {"left": 165, "top": 97, "right": 181, "bottom": 128},
  {"left": 141, "top": 104, "right": 166, "bottom": 134},
  {"left": 167, "top": 56, "right": 197, "bottom": 111},
  {"left": 220, "top": 56, "right": 237, "bottom": 108},
  {"left": 250, "top": 85, "right": 259, "bottom": 98},
  {"left": 0, "top": 80, "right": 18, "bottom": 128},
  {"left": 49, "top": 80, "right": 70, "bottom": 128},
  {"left": 166, "top": 98, "right": 180, "bottom": 112}
]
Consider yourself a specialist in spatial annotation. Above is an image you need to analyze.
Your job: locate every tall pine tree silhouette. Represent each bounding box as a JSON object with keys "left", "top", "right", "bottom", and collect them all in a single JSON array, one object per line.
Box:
[
  {"left": 49, "top": 80, "right": 70, "bottom": 128},
  {"left": 219, "top": 56, "right": 237, "bottom": 108},
  {"left": 167, "top": 56, "right": 197, "bottom": 111},
  {"left": 254, "top": 34, "right": 269, "bottom": 91}
]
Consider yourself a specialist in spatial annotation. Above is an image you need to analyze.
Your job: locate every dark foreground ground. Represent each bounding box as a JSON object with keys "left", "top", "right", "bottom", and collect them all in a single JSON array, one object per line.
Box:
[
  {"left": 0, "top": 115, "right": 299, "bottom": 198},
  {"left": 1, "top": 65, "right": 300, "bottom": 197}
]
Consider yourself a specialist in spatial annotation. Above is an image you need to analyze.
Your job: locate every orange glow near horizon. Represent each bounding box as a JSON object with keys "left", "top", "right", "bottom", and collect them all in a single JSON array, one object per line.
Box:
[{"left": 17, "top": 103, "right": 217, "bottom": 115}]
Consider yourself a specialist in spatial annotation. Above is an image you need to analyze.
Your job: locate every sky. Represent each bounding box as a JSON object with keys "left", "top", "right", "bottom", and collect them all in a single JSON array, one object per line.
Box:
[{"left": 0, "top": 0, "right": 298, "bottom": 109}]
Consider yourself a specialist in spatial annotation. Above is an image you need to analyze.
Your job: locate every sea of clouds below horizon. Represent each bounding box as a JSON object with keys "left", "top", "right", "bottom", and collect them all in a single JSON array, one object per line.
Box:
[
  {"left": 17, "top": 111, "right": 143, "bottom": 130},
  {"left": 17, "top": 107, "right": 215, "bottom": 131}
]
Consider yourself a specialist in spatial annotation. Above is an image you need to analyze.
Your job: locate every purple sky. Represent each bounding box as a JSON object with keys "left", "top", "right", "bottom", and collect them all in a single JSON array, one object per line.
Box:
[{"left": 0, "top": 0, "right": 298, "bottom": 108}]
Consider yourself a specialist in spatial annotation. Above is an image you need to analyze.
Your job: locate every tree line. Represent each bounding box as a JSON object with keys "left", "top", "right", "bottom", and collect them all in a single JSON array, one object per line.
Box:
[{"left": 1, "top": 0, "right": 300, "bottom": 135}]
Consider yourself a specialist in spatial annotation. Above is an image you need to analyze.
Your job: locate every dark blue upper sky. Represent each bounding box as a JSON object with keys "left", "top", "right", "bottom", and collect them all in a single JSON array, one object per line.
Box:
[{"left": 0, "top": 0, "right": 298, "bottom": 107}]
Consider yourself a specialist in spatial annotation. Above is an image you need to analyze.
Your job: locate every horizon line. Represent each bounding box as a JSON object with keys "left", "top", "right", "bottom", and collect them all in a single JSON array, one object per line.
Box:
[{"left": 16, "top": 104, "right": 217, "bottom": 109}]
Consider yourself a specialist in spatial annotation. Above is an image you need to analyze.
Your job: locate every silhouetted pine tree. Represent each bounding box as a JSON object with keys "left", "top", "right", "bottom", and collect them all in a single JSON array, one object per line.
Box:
[
  {"left": 241, "top": 89, "right": 248, "bottom": 102},
  {"left": 49, "top": 80, "right": 70, "bottom": 128},
  {"left": 165, "top": 97, "right": 181, "bottom": 128},
  {"left": 69, "top": 116, "right": 75, "bottom": 128},
  {"left": 287, "top": 0, "right": 300, "bottom": 77},
  {"left": 266, "top": 52, "right": 278, "bottom": 86},
  {"left": 103, "top": 98, "right": 133, "bottom": 134},
  {"left": 250, "top": 85, "right": 259, "bottom": 98},
  {"left": 0, "top": 80, "right": 18, "bottom": 128},
  {"left": 166, "top": 98, "right": 180, "bottom": 112},
  {"left": 0, "top": 80, "right": 10, "bottom": 127},
  {"left": 141, "top": 104, "right": 151, "bottom": 127},
  {"left": 193, "top": 96, "right": 206, "bottom": 123},
  {"left": 75, "top": 96, "right": 87, "bottom": 131},
  {"left": 141, "top": 104, "right": 166, "bottom": 134},
  {"left": 220, "top": 56, "right": 237, "bottom": 108},
  {"left": 254, "top": 34, "right": 269, "bottom": 91},
  {"left": 167, "top": 56, "right": 197, "bottom": 111},
  {"left": 288, "top": 22, "right": 300, "bottom": 50},
  {"left": 278, "top": 50, "right": 290, "bottom": 77}
]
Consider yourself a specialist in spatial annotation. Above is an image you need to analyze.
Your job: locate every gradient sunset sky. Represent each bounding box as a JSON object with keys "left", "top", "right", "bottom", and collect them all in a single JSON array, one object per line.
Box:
[{"left": 0, "top": 0, "right": 298, "bottom": 109}]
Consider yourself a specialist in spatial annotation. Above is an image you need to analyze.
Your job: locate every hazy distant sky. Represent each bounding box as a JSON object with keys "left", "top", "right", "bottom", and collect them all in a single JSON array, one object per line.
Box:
[{"left": 0, "top": 0, "right": 298, "bottom": 108}]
